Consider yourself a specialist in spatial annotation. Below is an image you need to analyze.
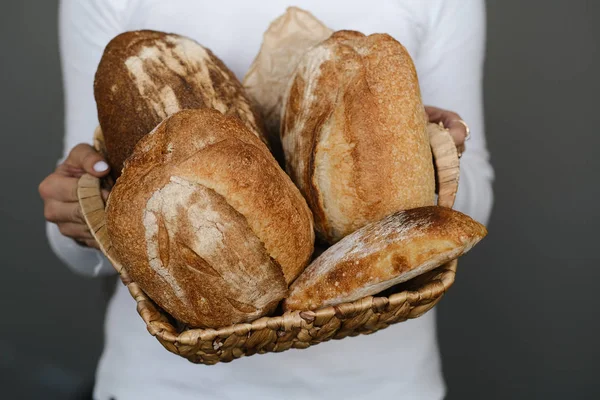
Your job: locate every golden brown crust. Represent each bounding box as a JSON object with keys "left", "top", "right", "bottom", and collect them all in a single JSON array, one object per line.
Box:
[
  {"left": 283, "top": 206, "right": 487, "bottom": 311},
  {"left": 106, "top": 109, "right": 314, "bottom": 327},
  {"left": 94, "top": 30, "right": 267, "bottom": 178},
  {"left": 281, "top": 30, "right": 436, "bottom": 243}
]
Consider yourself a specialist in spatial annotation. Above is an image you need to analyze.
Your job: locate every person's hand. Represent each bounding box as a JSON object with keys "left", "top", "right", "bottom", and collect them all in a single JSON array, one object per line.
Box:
[
  {"left": 425, "top": 106, "right": 470, "bottom": 157},
  {"left": 39, "top": 144, "right": 110, "bottom": 249}
]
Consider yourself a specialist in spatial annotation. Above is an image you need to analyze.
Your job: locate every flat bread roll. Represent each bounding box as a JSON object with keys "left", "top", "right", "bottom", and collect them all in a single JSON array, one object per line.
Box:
[{"left": 284, "top": 206, "right": 487, "bottom": 311}]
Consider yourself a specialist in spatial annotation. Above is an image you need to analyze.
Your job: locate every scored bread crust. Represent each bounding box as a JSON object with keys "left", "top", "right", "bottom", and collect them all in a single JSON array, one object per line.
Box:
[
  {"left": 281, "top": 30, "right": 436, "bottom": 244},
  {"left": 106, "top": 109, "right": 314, "bottom": 328},
  {"left": 94, "top": 30, "right": 267, "bottom": 178},
  {"left": 284, "top": 206, "right": 487, "bottom": 311}
]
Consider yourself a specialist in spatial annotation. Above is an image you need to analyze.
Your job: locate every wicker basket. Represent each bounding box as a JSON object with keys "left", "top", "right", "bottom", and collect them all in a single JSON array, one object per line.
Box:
[{"left": 77, "top": 122, "right": 460, "bottom": 365}]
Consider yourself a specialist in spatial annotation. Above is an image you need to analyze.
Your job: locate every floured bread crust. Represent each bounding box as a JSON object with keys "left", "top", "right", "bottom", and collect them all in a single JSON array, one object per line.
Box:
[
  {"left": 284, "top": 206, "right": 487, "bottom": 311},
  {"left": 281, "top": 30, "right": 436, "bottom": 243},
  {"left": 106, "top": 109, "right": 314, "bottom": 328},
  {"left": 94, "top": 30, "right": 267, "bottom": 178}
]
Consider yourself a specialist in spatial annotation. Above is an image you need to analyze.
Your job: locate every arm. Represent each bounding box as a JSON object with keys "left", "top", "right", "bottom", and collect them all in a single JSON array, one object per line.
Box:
[
  {"left": 418, "top": 0, "right": 494, "bottom": 225},
  {"left": 44, "top": 0, "right": 128, "bottom": 277}
]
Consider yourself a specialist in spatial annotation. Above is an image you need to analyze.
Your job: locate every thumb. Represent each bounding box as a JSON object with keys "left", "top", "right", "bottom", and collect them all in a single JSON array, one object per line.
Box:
[{"left": 64, "top": 144, "right": 111, "bottom": 178}]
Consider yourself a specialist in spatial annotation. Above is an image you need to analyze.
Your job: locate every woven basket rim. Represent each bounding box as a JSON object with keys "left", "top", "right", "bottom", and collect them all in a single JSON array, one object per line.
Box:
[{"left": 129, "top": 260, "right": 457, "bottom": 346}]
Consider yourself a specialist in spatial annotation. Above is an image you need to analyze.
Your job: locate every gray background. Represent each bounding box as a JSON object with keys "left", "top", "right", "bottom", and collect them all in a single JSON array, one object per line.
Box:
[{"left": 1, "top": 0, "right": 598, "bottom": 399}]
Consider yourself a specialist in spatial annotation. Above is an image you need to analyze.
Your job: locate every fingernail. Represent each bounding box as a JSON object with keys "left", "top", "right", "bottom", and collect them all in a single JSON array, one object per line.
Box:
[{"left": 93, "top": 161, "right": 109, "bottom": 172}]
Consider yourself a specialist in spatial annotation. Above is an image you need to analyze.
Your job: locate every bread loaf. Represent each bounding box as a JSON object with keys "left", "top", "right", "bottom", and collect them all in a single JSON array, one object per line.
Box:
[
  {"left": 105, "top": 109, "right": 314, "bottom": 328},
  {"left": 281, "top": 30, "right": 436, "bottom": 243},
  {"left": 284, "top": 206, "right": 487, "bottom": 311},
  {"left": 94, "top": 30, "right": 266, "bottom": 178}
]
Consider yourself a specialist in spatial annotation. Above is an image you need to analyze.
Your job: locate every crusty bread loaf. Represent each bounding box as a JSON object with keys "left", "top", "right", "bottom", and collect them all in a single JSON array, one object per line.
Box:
[
  {"left": 281, "top": 30, "right": 436, "bottom": 244},
  {"left": 94, "top": 30, "right": 266, "bottom": 178},
  {"left": 284, "top": 206, "right": 487, "bottom": 311},
  {"left": 105, "top": 109, "right": 314, "bottom": 328}
]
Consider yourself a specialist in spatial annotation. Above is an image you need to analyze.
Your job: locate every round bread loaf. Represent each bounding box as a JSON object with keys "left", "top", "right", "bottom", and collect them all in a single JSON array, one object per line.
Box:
[
  {"left": 281, "top": 30, "right": 436, "bottom": 244},
  {"left": 105, "top": 109, "right": 314, "bottom": 328},
  {"left": 94, "top": 30, "right": 266, "bottom": 178}
]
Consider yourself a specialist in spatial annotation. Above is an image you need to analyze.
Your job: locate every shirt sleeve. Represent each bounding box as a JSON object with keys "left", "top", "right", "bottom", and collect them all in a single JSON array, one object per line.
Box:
[
  {"left": 416, "top": 0, "right": 494, "bottom": 226},
  {"left": 47, "top": 0, "right": 130, "bottom": 277}
]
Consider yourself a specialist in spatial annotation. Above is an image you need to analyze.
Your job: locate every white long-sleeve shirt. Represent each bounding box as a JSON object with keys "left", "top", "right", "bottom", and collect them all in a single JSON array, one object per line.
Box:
[{"left": 49, "top": 1, "right": 493, "bottom": 399}]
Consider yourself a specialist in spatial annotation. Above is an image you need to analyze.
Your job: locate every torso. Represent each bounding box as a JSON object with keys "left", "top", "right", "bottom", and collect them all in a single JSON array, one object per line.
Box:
[
  {"left": 93, "top": 1, "right": 445, "bottom": 399},
  {"left": 125, "top": 0, "right": 425, "bottom": 80}
]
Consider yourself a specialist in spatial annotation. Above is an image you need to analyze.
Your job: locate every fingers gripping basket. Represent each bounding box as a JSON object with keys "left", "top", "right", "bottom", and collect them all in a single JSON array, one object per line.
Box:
[{"left": 78, "top": 123, "right": 460, "bottom": 365}]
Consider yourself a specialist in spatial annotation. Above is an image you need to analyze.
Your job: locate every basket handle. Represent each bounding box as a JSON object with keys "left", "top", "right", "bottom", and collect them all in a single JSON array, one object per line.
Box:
[
  {"left": 427, "top": 122, "right": 460, "bottom": 208},
  {"left": 77, "top": 126, "right": 126, "bottom": 276},
  {"left": 77, "top": 173, "right": 125, "bottom": 273}
]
